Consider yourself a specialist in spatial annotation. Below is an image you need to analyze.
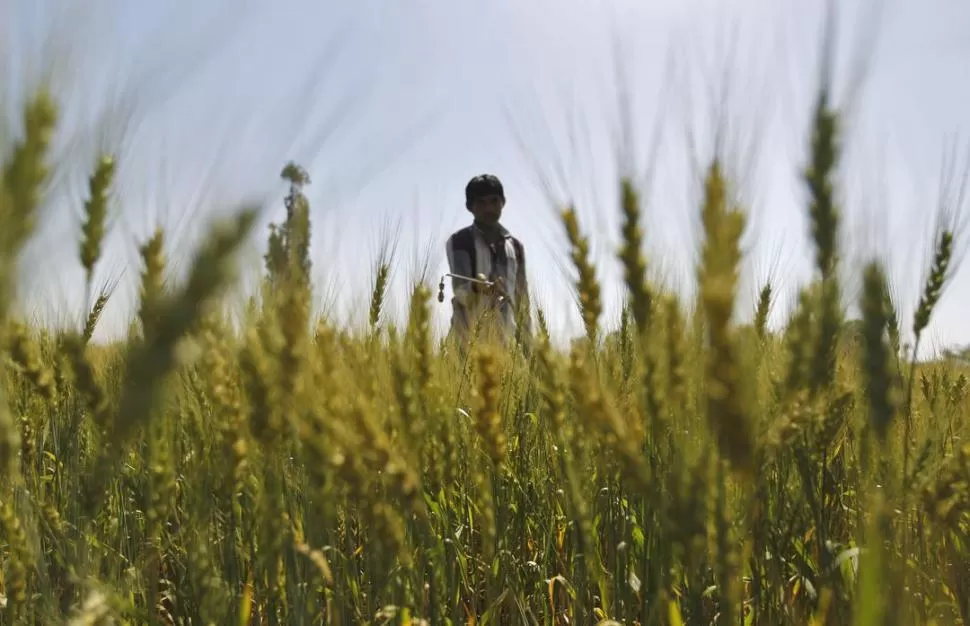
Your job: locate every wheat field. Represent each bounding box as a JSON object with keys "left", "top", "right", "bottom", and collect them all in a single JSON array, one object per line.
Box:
[{"left": 1, "top": 52, "right": 969, "bottom": 626}]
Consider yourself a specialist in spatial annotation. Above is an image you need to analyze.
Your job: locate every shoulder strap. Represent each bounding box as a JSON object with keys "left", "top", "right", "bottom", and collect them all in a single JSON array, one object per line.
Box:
[
  {"left": 451, "top": 226, "right": 477, "bottom": 278},
  {"left": 510, "top": 237, "right": 524, "bottom": 268}
]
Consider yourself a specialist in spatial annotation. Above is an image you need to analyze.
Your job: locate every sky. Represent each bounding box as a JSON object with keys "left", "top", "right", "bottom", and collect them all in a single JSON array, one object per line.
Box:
[{"left": 1, "top": 0, "right": 969, "bottom": 357}]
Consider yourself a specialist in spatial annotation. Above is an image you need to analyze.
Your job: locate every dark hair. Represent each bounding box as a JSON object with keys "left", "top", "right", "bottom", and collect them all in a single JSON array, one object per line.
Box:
[{"left": 465, "top": 174, "right": 504, "bottom": 207}]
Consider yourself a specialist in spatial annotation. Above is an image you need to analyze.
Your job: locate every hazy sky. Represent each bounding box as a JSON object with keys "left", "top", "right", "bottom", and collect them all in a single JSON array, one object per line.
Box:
[{"left": 3, "top": 0, "right": 969, "bottom": 356}]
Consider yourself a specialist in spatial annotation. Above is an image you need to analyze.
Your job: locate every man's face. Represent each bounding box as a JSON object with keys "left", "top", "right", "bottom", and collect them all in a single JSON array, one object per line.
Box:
[{"left": 470, "top": 194, "right": 504, "bottom": 225}]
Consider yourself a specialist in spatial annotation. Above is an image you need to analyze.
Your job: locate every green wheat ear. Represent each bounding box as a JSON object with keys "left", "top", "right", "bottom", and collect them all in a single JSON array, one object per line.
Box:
[
  {"left": 82, "top": 207, "right": 258, "bottom": 517},
  {"left": 800, "top": 84, "right": 846, "bottom": 396},
  {"left": 561, "top": 206, "right": 602, "bottom": 345},
  {"left": 0, "top": 93, "right": 57, "bottom": 488},
  {"left": 138, "top": 228, "right": 166, "bottom": 340},
  {"left": 0, "top": 92, "right": 58, "bottom": 324},
  {"left": 369, "top": 262, "right": 390, "bottom": 330},
  {"left": 804, "top": 88, "right": 841, "bottom": 283},
  {"left": 0, "top": 383, "right": 21, "bottom": 486},
  {"left": 618, "top": 177, "right": 653, "bottom": 335},
  {"left": 754, "top": 282, "right": 772, "bottom": 340},
  {"left": 860, "top": 261, "right": 897, "bottom": 442},
  {"left": 82, "top": 287, "right": 111, "bottom": 344},
  {"left": 912, "top": 229, "right": 953, "bottom": 345},
  {"left": 79, "top": 154, "right": 115, "bottom": 289},
  {"left": 473, "top": 343, "right": 506, "bottom": 469},
  {"left": 697, "top": 158, "right": 755, "bottom": 478}
]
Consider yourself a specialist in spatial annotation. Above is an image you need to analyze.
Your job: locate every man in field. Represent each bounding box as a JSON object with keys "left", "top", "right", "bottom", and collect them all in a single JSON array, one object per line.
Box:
[{"left": 445, "top": 174, "right": 531, "bottom": 352}]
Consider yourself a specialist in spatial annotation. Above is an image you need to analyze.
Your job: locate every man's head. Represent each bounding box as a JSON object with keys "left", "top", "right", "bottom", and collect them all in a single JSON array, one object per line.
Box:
[{"left": 465, "top": 174, "right": 505, "bottom": 226}]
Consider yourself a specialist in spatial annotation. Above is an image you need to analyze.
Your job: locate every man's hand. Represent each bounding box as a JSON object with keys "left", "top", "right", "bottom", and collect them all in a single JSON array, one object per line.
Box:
[
  {"left": 471, "top": 273, "right": 491, "bottom": 295},
  {"left": 471, "top": 274, "right": 509, "bottom": 305},
  {"left": 491, "top": 276, "right": 511, "bottom": 302}
]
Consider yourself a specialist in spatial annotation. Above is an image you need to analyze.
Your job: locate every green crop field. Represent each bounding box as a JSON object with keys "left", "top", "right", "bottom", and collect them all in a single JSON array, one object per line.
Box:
[{"left": 1, "top": 25, "right": 970, "bottom": 626}]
